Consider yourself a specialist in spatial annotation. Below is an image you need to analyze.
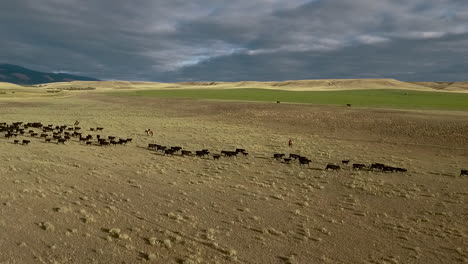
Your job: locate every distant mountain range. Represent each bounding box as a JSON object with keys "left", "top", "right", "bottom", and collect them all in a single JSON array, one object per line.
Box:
[{"left": 0, "top": 64, "right": 99, "bottom": 85}]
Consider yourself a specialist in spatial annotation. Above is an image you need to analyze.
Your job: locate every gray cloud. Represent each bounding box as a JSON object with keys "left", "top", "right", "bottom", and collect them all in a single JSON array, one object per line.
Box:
[{"left": 0, "top": 0, "right": 467, "bottom": 81}]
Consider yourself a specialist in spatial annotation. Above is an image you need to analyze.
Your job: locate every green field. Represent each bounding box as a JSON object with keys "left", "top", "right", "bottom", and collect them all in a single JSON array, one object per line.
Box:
[{"left": 112, "top": 88, "right": 468, "bottom": 111}]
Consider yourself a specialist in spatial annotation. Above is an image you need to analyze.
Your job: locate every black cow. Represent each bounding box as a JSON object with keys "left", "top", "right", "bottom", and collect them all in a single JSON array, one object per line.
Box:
[
  {"left": 353, "top": 163, "right": 367, "bottom": 170},
  {"left": 461, "top": 170, "right": 468, "bottom": 176},
  {"left": 222, "top": 151, "right": 237, "bottom": 157},
  {"left": 383, "top": 166, "right": 397, "bottom": 172},
  {"left": 370, "top": 163, "right": 386, "bottom": 171},
  {"left": 195, "top": 150, "right": 206, "bottom": 157},
  {"left": 213, "top": 154, "right": 221, "bottom": 160},
  {"left": 22, "top": 140, "right": 30, "bottom": 145},
  {"left": 273, "top": 153, "right": 285, "bottom": 159},
  {"left": 235, "top": 148, "right": 246, "bottom": 153},
  {"left": 325, "top": 164, "right": 340, "bottom": 170},
  {"left": 289, "top": 154, "right": 300, "bottom": 159},
  {"left": 395, "top": 167, "right": 407, "bottom": 173},
  {"left": 164, "top": 149, "right": 176, "bottom": 155},
  {"left": 342, "top": 160, "right": 350, "bottom": 165},
  {"left": 299, "top": 157, "right": 311, "bottom": 166},
  {"left": 181, "top": 150, "right": 192, "bottom": 156},
  {"left": 148, "top": 143, "right": 157, "bottom": 149},
  {"left": 156, "top": 145, "right": 166, "bottom": 152},
  {"left": 171, "top": 146, "right": 182, "bottom": 152}
]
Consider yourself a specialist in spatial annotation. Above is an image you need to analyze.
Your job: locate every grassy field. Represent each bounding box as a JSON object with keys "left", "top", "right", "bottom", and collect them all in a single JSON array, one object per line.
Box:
[{"left": 112, "top": 88, "right": 468, "bottom": 110}]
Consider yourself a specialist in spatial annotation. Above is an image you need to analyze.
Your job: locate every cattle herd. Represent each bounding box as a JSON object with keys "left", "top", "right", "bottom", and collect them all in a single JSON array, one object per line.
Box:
[
  {"left": 147, "top": 143, "right": 248, "bottom": 160},
  {"left": 0, "top": 121, "right": 132, "bottom": 147},
  {"left": 1, "top": 120, "right": 467, "bottom": 176},
  {"left": 272, "top": 152, "right": 409, "bottom": 172}
]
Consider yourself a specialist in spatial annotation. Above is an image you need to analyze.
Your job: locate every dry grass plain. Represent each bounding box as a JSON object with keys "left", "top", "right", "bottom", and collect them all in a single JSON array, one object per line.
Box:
[{"left": 0, "top": 87, "right": 467, "bottom": 264}]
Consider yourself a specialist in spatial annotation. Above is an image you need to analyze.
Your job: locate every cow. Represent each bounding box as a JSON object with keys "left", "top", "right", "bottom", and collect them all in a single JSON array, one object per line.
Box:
[
  {"left": 325, "top": 164, "right": 340, "bottom": 170},
  {"left": 148, "top": 143, "right": 157, "bottom": 149},
  {"left": 156, "top": 145, "right": 166, "bottom": 152},
  {"left": 22, "top": 140, "right": 30, "bottom": 145},
  {"left": 181, "top": 150, "right": 192, "bottom": 156},
  {"left": 235, "top": 148, "right": 246, "bottom": 153},
  {"left": 461, "top": 170, "right": 468, "bottom": 176},
  {"left": 342, "top": 160, "right": 350, "bottom": 165},
  {"left": 283, "top": 158, "right": 292, "bottom": 163},
  {"left": 273, "top": 153, "right": 285, "bottom": 159},
  {"left": 395, "top": 167, "right": 407, "bottom": 173},
  {"left": 221, "top": 151, "right": 237, "bottom": 157},
  {"left": 213, "top": 154, "right": 221, "bottom": 160},
  {"left": 299, "top": 157, "right": 311, "bottom": 166},
  {"left": 164, "top": 149, "right": 176, "bottom": 155},
  {"left": 289, "top": 154, "right": 300, "bottom": 159},
  {"left": 171, "top": 146, "right": 182, "bottom": 153},
  {"left": 353, "top": 163, "right": 367, "bottom": 170},
  {"left": 383, "top": 166, "right": 397, "bottom": 172},
  {"left": 195, "top": 151, "right": 206, "bottom": 157},
  {"left": 370, "top": 163, "right": 386, "bottom": 171}
]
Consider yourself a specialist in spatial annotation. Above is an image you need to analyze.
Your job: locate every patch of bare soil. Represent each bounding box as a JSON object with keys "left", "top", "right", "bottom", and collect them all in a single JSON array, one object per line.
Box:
[{"left": 0, "top": 93, "right": 467, "bottom": 264}]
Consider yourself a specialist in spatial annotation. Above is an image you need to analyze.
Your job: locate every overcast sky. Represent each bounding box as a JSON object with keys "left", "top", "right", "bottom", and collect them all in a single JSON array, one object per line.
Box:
[{"left": 1, "top": 0, "right": 467, "bottom": 82}]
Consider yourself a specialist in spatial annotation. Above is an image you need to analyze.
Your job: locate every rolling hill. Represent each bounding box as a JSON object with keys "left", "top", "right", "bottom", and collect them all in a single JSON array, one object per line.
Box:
[{"left": 0, "top": 64, "right": 99, "bottom": 85}]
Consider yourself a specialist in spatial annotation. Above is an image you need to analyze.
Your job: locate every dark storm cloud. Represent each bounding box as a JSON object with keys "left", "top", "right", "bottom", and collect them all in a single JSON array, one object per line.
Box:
[{"left": 0, "top": 0, "right": 467, "bottom": 81}]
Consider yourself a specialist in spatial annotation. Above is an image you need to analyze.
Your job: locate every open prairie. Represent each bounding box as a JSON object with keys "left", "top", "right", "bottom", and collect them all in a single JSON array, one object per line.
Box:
[{"left": 0, "top": 83, "right": 467, "bottom": 264}]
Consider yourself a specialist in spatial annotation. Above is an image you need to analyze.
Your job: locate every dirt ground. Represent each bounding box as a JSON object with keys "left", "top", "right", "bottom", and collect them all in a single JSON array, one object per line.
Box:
[{"left": 0, "top": 92, "right": 467, "bottom": 264}]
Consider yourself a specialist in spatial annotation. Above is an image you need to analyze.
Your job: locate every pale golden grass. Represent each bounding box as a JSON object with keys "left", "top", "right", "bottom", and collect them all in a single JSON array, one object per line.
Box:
[
  {"left": 30, "top": 79, "right": 468, "bottom": 92},
  {"left": 0, "top": 93, "right": 467, "bottom": 263}
]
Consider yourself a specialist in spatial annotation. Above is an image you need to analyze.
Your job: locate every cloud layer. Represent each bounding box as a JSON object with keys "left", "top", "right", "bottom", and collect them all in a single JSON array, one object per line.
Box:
[{"left": 1, "top": 0, "right": 467, "bottom": 81}]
